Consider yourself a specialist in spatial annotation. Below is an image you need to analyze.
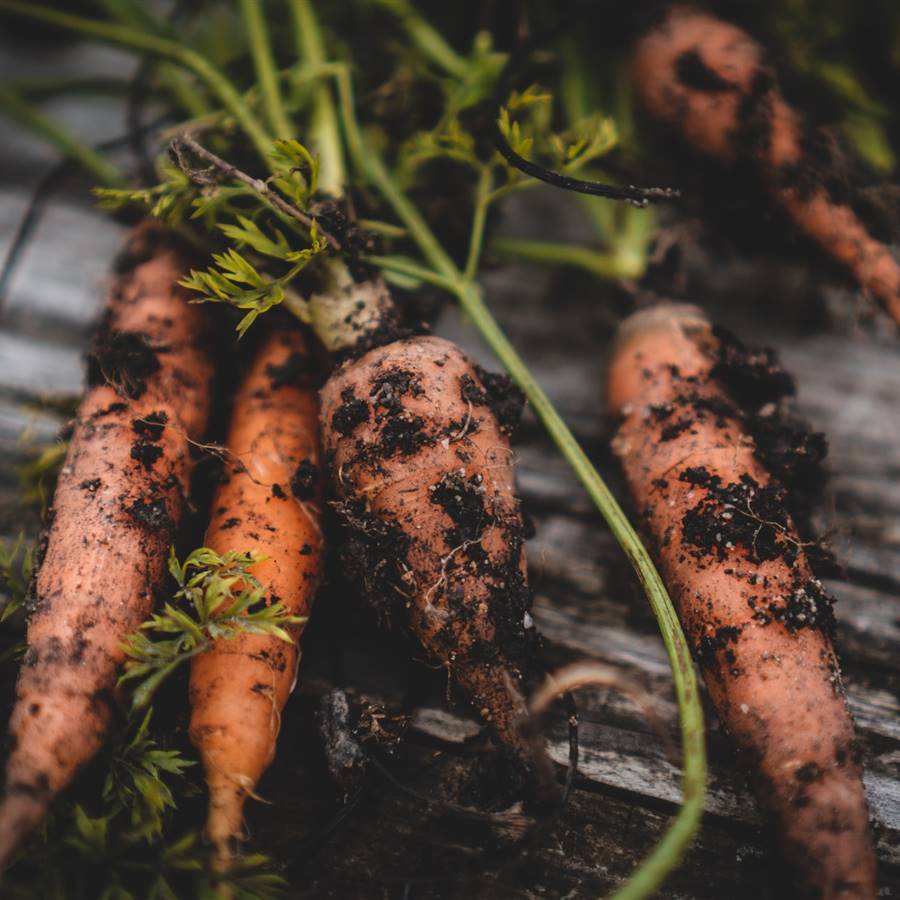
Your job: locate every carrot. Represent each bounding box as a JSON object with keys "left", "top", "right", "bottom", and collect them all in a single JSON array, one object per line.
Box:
[
  {"left": 606, "top": 302, "right": 876, "bottom": 899},
  {"left": 0, "top": 221, "right": 215, "bottom": 869},
  {"left": 319, "top": 335, "right": 553, "bottom": 797},
  {"left": 631, "top": 6, "right": 900, "bottom": 327},
  {"left": 188, "top": 326, "right": 323, "bottom": 869}
]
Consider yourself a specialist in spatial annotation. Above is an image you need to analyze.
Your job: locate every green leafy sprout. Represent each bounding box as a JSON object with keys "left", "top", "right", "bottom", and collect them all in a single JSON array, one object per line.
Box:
[
  {"left": 0, "top": 532, "right": 33, "bottom": 626},
  {"left": 121, "top": 547, "right": 304, "bottom": 712},
  {"left": 102, "top": 709, "right": 195, "bottom": 843}
]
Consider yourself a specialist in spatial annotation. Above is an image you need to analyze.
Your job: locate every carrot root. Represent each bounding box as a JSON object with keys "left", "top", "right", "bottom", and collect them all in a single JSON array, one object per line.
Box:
[
  {"left": 188, "top": 327, "right": 323, "bottom": 867},
  {"left": 607, "top": 302, "right": 877, "bottom": 898},
  {"left": 320, "top": 335, "right": 555, "bottom": 801},
  {"left": 631, "top": 6, "right": 900, "bottom": 327},
  {"left": 0, "top": 221, "right": 215, "bottom": 870}
]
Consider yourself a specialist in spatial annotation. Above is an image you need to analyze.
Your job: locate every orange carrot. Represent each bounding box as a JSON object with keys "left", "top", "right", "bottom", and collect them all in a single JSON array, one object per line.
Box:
[
  {"left": 0, "top": 221, "right": 215, "bottom": 869},
  {"left": 319, "top": 336, "right": 553, "bottom": 795},
  {"left": 607, "top": 302, "right": 876, "bottom": 898},
  {"left": 631, "top": 6, "right": 900, "bottom": 326},
  {"left": 188, "top": 326, "right": 323, "bottom": 869}
]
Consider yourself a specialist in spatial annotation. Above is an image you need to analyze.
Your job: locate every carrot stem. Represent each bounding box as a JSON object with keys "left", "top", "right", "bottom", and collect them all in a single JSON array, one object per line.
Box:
[
  {"left": 489, "top": 237, "right": 645, "bottom": 280},
  {"left": 240, "top": 0, "right": 293, "bottom": 139},
  {"left": 463, "top": 166, "right": 493, "bottom": 282},
  {"left": 94, "top": 0, "right": 210, "bottom": 119},
  {"left": 371, "top": 0, "right": 469, "bottom": 80},
  {"left": 289, "top": 0, "right": 346, "bottom": 196}
]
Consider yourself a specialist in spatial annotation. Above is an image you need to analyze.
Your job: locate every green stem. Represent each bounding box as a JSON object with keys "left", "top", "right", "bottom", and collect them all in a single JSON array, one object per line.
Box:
[
  {"left": 160, "top": 68, "right": 210, "bottom": 120},
  {"left": 0, "top": 0, "right": 273, "bottom": 161},
  {"left": 463, "top": 166, "right": 492, "bottom": 282},
  {"left": 372, "top": 0, "right": 468, "bottom": 79},
  {"left": 241, "top": 0, "right": 293, "bottom": 139},
  {"left": 95, "top": 0, "right": 210, "bottom": 119},
  {"left": 454, "top": 281, "right": 705, "bottom": 900},
  {"left": 360, "top": 254, "right": 459, "bottom": 292},
  {"left": 337, "top": 63, "right": 707, "bottom": 897},
  {"left": 490, "top": 236, "right": 645, "bottom": 280},
  {"left": 0, "top": 87, "right": 123, "bottom": 186},
  {"left": 335, "top": 66, "right": 458, "bottom": 279},
  {"left": 289, "top": 0, "right": 346, "bottom": 196},
  {"left": 356, "top": 218, "right": 407, "bottom": 238}
]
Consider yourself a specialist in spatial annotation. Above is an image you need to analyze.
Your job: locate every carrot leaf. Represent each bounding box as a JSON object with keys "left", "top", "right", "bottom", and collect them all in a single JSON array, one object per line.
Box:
[
  {"left": 102, "top": 709, "right": 194, "bottom": 842},
  {"left": 0, "top": 532, "right": 33, "bottom": 625},
  {"left": 120, "top": 547, "right": 305, "bottom": 711},
  {"left": 179, "top": 229, "right": 324, "bottom": 336}
]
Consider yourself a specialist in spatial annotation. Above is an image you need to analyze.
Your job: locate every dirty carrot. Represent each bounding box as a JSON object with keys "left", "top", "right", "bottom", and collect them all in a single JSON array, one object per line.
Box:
[
  {"left": 606, "top": 302, "right": 876, "bottom": 898},
  {"left": 631, "top": 6, "right": 900, "bottom": 327},
  {"left": 188, "top": 326, "right": 323, "bottom": 869},
  {"left": 320, "top": 334, "right": 555, "bottom": 800},
  {"left": 0, "top": 221, "right": 215, "bottom": 869}
]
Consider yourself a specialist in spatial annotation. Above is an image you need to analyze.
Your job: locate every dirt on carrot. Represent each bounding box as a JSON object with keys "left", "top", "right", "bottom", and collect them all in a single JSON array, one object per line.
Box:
[
  {"left": 607, "top": 302, "right": 876, "bottom": 899},
  {"left": 0, "top": 221, "right": 216, "bottom": 870},
  {"left": 319, "top": 335, "right": 554, "bottom": 805},
  {"left": 631, "top": 6, "right": 900, "bottom": 327}
]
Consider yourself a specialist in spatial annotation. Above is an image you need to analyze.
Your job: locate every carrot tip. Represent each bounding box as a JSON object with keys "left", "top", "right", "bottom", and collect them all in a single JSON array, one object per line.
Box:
[{"left": 0, "top": 793, "right": 46, "bottom": 876}]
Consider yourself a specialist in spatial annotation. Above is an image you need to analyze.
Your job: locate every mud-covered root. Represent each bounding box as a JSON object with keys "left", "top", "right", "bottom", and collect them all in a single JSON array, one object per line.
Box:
[
  {"left": 631, "top": 6, "right": 900, "bottom": 327},
  {"left": 0, "top": 221, "right": 215, "bottom": 872},
  {"left": 320, "top": 335, "right": 556, "bottom": 806},
  {"left": 607, "top": 302, "right": 877, "bottom": 899},
  {"left": 188, "top": 327, "right": 324, "bottom": 870}
]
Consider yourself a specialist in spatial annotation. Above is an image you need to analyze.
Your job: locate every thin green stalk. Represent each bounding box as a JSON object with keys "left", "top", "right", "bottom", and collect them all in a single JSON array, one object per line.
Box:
[
  {"left": 490, "top": 236, "right": 645, "bottom": 280},
  {"left": 94, "top": 0, "right": 158, "bottom": 31},
  {"left": 360, "top": 254, "right": 460, "bottom": 292},
  {"left": 335, "top": 65, "right": 458, "bottom": 279},
  {"left": 357, "top": 218, "right": 407, "bottom": 238},
  {"left": 462, "top": 166, "right": 492, "bottom": 282},
  {"left": 454, "top": 280, "right": 705, "bottom": 900},
  {"left": 241, "top": 0, "right": 294, "bottom": 138},
  {"left": 289, "top": 0, "right": 345, "bottom": 195},
  {"left": 0, "top": 88, "right": 123, "bottom": 186},
  {"left": 160, "top": 69, "right": 210, "bottom": 120},
  {"left": 372, "top": 0, "right": 468, "bottom": 79},
  {"left": 96, "top": 0, "right": 210, "bottom": 119},
  {"left": 0, "top": 0, "right": 273, "bottom": 160},
  {"left": 336, "top": 64, "right": 707, "bottom": 898}
]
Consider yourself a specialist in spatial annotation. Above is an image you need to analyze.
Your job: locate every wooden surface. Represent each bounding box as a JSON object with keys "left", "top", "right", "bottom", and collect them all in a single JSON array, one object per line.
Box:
[{"left": 1, "top": 47, "right": 899, "bottom": 900}]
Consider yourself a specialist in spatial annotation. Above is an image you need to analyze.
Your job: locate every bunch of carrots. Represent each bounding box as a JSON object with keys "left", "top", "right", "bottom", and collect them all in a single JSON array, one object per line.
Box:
[{"left": 0, "top": 1, "right": 894, "bottom": 897}]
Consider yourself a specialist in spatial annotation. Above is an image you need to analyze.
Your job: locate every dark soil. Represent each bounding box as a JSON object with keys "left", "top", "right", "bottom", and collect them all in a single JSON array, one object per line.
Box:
[
  {"left": 86, "top": 329, "right": 162, "bottom": 400},
  {"left": 332, "top": 497, "right": 412, "bottom": 622},
  {"left": 125, "top": 497, "right": 172, "bottom": 531},
  {"left": 430, "top": 471, "right": 493, "bottom": 549},
  {"left": 265, "top": 352, "right": 315, "bottom": 390},
  {"left": 473, "top": 367, "right": 525, "bottom": 436},
  {"left": 680, "top": 470, "right": 797, "bottom": 565},
  {"left": 290, "top": 459, "right": 319, "bottom": 501},
  {"left": 331, "top": 388, "right": 370, "bottom": 436}
]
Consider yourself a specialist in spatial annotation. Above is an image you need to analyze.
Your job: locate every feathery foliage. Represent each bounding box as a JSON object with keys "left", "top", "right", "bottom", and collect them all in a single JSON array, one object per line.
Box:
[{"left": 120, "top": 547, "right": 304, "bottom": 711}]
